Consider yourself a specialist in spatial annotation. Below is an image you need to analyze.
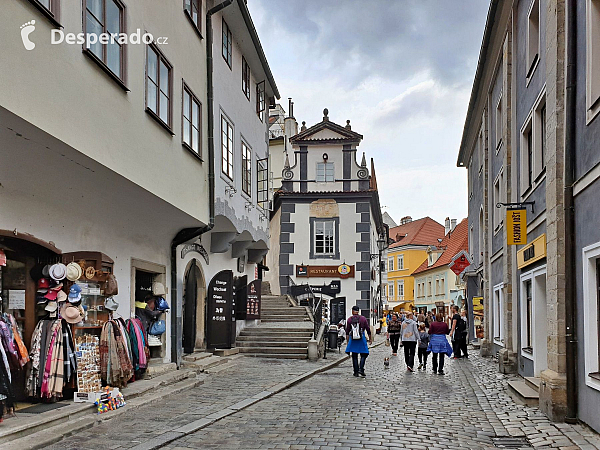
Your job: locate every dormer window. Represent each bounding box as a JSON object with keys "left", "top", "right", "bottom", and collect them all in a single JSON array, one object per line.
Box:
[{"left": 316, "top": 162, "right": 334, "bottom": 182}]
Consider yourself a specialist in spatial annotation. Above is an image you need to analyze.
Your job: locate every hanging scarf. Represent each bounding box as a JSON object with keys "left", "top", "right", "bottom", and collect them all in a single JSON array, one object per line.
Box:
[
  {"left": 132, "top": 319, "right": 147, "bottom": 369},
  {"left": 0, "top": 321, "right": 19, "bottom": 371},
  {"left": 26, "top": 321, "right": 43, "bottom": 397},
  {"left": 0, "top": 343, "right": 15, "bottom": 417},
  {"left": 40, "top": 327, "right": 58, "bottom": 397},
  {"left": 62, "top": 321, "right": 77, "bottom": 383},
  {"left": 46, "top": 319, "right": 64, "bottom": 397},
  {"left": 9, "top": 315, "right": 29, "bottom": 366},
  {"left": 126, "top": 319, "right": 140, "bottom": 371}
]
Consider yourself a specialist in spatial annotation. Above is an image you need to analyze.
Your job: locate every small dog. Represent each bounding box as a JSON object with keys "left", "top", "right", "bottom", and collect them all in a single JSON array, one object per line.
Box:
[{"left": 384, "top": 357, "right": 390, "bottom": 369}]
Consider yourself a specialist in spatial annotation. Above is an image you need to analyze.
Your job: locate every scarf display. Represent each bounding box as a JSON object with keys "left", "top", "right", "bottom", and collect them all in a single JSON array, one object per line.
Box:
[
  {"left": 100, "top": 320, "right": 133, "bottom": 388},
  {"left": 126, "top": 318, "right": 148, "bottom": 378}
]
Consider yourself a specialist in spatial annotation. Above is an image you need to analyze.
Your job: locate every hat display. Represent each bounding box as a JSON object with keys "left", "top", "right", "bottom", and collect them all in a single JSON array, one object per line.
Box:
[
  {"left": 152, "top": 282, "right": 166, "bottom": 296},
  {"left": 49, "top": 263, "right": 67, "bottom": 281},
  {"left": 68, "top": 284, "right": 82, "bottom": 298},
  {"left": 49, "top": 282, "right": 63, "bottom": 291},
  {"left": 37, "top": 278, "right": 50, "bottom": 290},
  {"left": 45, "top": 301, "right": 58, "bottom": 312},
  {"left": 42, "top": 264, "right": 51, "bottom": 278},
  {"left": 104, "top": 297, "right": 119, "bottom": 311},
  {"left": 37, "top": 294, "right": 48, "bottom": 304},
  {"left": 56, "top": 290, "right": 67, "bottom": 303},
  {"left": 44, "top": 290, "right": 58, "bottom": 301},
  {"left": 66, "top": 262, "right": 83, "bottom": 282},
  {"left": 60, "top": 303, "right": 84, "bottom": 324}
]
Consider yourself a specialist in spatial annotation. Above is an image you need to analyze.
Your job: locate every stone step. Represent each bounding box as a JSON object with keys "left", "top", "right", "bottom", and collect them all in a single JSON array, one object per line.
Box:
[
  {"left": 213, "top": 348, "right": 239, "bottom": 357},
  {"left": 242, "top": 353, "right": 307, "bottom": 359},
  {"left": 261, "top": 307, "right": 306, "bottom": 313},
  {"left": 182, "top": 351, "right": 213, "bottom": 362},
  {"left": 239, "top": 329, "right": 313, "bottom": 336},
  {"left": 260, "top": 319, "right": 311, "bottom": 324},
  {"left": 524, "top": 376, "right": 541, "bottom": 392},
  {"left": 236, "top": 340, "right": 308, "bottom": 348},
  {"left": 145, "top": 361, "right": 177, "bottom": 379},
  {"left": 236, "top": 335, "right": 311, "bottom": 342},
  {"left": 238, "top": 346, "right": 307, "bottom": 355},
  {"left": 181, "top": 355, "right": 229, "bottom": 372},
  {"left": 507, "top": 380, "right": 539, "bottom": 407}
]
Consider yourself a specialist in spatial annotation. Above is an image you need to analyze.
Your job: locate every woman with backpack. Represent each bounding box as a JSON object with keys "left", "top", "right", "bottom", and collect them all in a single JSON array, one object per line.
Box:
[{"left": 345, "top": 305, "right": 372, "bottom": 377}]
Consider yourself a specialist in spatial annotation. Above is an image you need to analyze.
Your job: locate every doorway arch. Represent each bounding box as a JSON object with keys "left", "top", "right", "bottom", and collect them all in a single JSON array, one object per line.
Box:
[{"left": 182, "top": 258, "right": 206, "bottom": 354}]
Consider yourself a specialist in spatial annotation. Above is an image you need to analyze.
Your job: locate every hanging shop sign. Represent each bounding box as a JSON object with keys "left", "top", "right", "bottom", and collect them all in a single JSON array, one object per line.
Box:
[
  {"left": 517, "top": 234, "right": 546, "bottom": 269},
  {"left": 0, "top": 250, "right": 6, "bottom": 266},
  {"left": 246, "top": 279, "right": 261, "bottom": 319},
  {"left": 290, "top": 281, "right": 341, "bottom": 299},
  {"left": 206, "top": 270, "right": 234, "bottom": 349},
  {"left": 295, "top": 265, "right": 354, "bottom": 279},
  {"left": 507, "top": 209, "right": 527, "bottom": 245},
  {"left": 449, "top": 251, "right": 472, "bottom": 276},
  {"left": 181, "top": 243, "right": 209, "bottom": 265}
]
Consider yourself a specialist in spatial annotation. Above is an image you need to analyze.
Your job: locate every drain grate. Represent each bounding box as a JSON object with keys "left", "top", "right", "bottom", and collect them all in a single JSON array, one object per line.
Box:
[{"left": 492, "top": 437, "right": 532, "bottom": 448}]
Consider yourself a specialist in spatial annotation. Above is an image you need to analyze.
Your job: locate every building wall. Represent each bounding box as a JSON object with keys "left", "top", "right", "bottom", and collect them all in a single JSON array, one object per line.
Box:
[{"left": 387, "top": 247, "right": 428, "bottom": 306}]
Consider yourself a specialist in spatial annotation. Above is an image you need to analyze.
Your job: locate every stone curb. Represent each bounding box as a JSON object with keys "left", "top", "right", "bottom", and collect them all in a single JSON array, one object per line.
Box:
[{"left": 134, "top": 340, "right": 385, "bottom": 450}]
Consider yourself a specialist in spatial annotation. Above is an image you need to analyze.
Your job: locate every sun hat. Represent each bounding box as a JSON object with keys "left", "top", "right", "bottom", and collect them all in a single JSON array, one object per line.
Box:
[
  {"left": 152, "top": 282, "right": 166, "bottom": 296},
  {"left": 49, "top": 263, "right": 67, "bottom": 281},
  {"left": 42, "top": 265, "right": 51, "bottom": 278},
  {"left": 104, "top": 297, "right": 119, "bottom": 311},
  {"left": 45, "top": 301, "right": 58, "bottom": 312},
  {"left": 66, "top": 262, "right": 83, "bottom": 282},
  {"left": 60, "top": 303, "right": 84, "bottom": 324},
  {"left": 56, "top": 290, "right": 67, "bottom": 303}
]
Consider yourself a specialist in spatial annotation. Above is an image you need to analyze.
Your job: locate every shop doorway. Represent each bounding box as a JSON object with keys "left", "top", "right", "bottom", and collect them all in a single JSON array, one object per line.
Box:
[{"left": 182, "top": 259, "right": 205, "bottom": 354}]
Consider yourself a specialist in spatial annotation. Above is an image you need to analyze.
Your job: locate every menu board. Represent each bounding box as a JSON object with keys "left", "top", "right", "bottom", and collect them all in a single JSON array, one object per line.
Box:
[
  {"left": 246, "top": 279, "right": 261, "bottom": 319},
  {"left": 206, "top": 270, "right": 233, "bottom": 349}
]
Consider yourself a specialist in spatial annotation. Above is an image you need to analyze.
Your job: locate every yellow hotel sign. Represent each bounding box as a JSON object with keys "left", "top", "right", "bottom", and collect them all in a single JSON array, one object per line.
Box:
[{"left": 507, "top": 209, "right": 527, "bottom": 245}]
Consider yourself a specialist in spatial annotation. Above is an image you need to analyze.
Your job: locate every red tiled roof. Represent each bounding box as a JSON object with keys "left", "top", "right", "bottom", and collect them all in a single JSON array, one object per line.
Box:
[
  {"left": 388, "top": 217, "right": 445, "bottom": 248},
  {"left": 412, "top": 218, "right": 469, "bottom": 275}
]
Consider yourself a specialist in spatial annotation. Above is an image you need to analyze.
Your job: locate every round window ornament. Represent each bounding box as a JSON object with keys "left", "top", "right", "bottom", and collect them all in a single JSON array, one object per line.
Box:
[{"left": 85, "top": 266, "right": 96, "bottom": 280}]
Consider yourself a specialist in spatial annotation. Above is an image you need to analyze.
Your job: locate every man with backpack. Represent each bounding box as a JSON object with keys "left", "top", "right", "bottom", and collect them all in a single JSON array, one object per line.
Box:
[
  {"left": 450, "top": 305, "right": 468, "bottom": 358},
  {"left": 345, "top": 305, "right": 372, "bottom": 377}
]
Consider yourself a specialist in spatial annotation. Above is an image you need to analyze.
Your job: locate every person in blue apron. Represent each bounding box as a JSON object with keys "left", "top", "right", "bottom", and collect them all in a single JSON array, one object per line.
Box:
[{"left": 345, "top": 305, "right": 372, "bottom": 377}]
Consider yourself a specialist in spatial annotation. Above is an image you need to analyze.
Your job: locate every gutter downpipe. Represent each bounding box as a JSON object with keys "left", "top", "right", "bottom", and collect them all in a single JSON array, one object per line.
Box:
[
  {"left": 169, "top": 0, "right": 233, "bottom": 368},
  {"left": 564, "top": 0, "right": 578, "bottom": 424}
]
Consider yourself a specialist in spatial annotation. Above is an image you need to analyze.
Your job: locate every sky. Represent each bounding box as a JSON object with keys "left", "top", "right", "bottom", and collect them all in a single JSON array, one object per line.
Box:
[{"left": 250, "top": 0, "right": 489, "bottom": 226}]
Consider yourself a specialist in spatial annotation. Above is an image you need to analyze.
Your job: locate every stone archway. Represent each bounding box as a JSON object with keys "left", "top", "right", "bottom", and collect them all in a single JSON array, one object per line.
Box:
[{"left": 182, "top": 258, "right": 206, "bottom": 353}]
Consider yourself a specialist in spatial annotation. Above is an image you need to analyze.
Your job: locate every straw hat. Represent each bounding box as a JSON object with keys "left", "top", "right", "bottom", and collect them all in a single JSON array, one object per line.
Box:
[
  {"left": 60, "top": 303, "right": 84, "bottom": 324},
  {"left": 66, "top": 262, "right": 83, "bottom": 282}
]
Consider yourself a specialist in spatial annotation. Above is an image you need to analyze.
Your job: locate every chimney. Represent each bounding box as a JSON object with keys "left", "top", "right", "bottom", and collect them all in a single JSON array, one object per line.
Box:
[
  {"left": 288, "top": 98, "right": 294, "bottom": 118},
  {"left": 445, "top": 217, "right": 451, "bottom": 235},
  {"left": 451, "top": 219, "right": 457, "bottom": 232},
  {"left": 400, "top": 216, "right": 412, "bottom": 225}
]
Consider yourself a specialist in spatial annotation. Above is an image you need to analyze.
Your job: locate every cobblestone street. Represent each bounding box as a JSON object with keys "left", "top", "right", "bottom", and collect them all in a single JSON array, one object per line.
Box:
[{"left": 49, "top": 342, "right": 600, "bottom": 450}]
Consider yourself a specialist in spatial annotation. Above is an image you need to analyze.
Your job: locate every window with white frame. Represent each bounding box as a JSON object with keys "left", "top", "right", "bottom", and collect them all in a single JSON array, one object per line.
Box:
[
  {"left": 524, "top": 279, "right": 533, "bottom": 351},
  {"left": 587, "top": 0, "right": 600, "bottom": 121},
  {"left": 479, "top": 207, "right": 484, "bottom": 264},
  {"left": 440, "top": 278, "right": 445, "bottom": 293},
  {"left": 222, "top": 18, "right": 232, "bottom": 68},
  {"left": 389, "top": 282, "right": 394, "bottom": 300},
  {"left": 221, "top": 115, "right": 234, "bottom": 179},
  {"left": 521, "top": 94, "right": 546, "bottom": 195},
  {"left": 527, "top": 0, "right": 540, "bottom": 78},
  {"left": 493, "top": 170, "right": 504, "bottom": 230},
  {"left": 398, "top": 255, "right": 404, "bottom": 270},
  {"left": 582, "top": 242, "right": 600, "bottom": 389},
  {"left": 435, "top": 279, "right": 440, "bottom": 295},
  {"left": 241, "top": 142, "right": 251, "bottom": 196},
  {"left": 493, "top": 284, "right": 504, "bottom": 345},
  {"left": 478, "top": 129, "right": 484, "bottom": 175},
  {"left": 257, "top": 158, "right": 268, "bottom": 209},
  {"left": 182, "top": 83, "right": 201, "bottom": 156},
  {"left": 496, "top": 92, "right": 503, "bottom": 151},
  {"left": 388, "top": 257, "right": 394, "bottom": 272},
  {"left": 468, "top": 158, "right": 473, "bottom": 199},
  {"left": 398, "top": 280, "right": 404, "bottom": 299},
  {"left": 314, "top": 220, "right": 334, "bottom": 255},
  {"left": 428, "top": 281, "right": 432, "bottom": 296},
  {"left": 316, "top": 162, "right": 334, "bottom": 182},
  {"left": 470, "top": 226, "right": 474, "bottom": 261}
]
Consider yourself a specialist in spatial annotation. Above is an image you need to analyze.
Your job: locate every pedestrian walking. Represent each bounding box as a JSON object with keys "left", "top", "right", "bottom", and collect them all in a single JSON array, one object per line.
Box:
[
  {"left": 427, "top": 313, "right": 453, "bottom": 375},
  {"left": 345, "top": 305, "right": 372, "bottom": 377},
  {"left": 380, "top": 315, "right": 388, "bottom": 335},
  {"left": 450, "top": 305, "right": 469, "bottom": 358},
  {"left": 401, "top": 312, "right": 420, "bottom": 371},
  {"left": 425, "top": 311, "right": 433, "bottom": 329},
  {"left": 386, "top": 313, "right": 402, "bottom": 356},
  {"left": 417, "top": 313, "right": 425, "bottom": 326},
  {"left": 417, "top": 323, "right": 430, "bottom": 370}
]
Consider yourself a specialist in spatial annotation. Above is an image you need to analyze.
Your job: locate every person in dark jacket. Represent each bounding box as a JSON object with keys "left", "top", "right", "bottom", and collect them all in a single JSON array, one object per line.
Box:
[
  {"left": 386, "top": 313, "right": 402, "bottom": 356},
  {"left": 427, "top": 313, "right": 453, "bottom": 375},
  {"left": 135, "top": 292, "right": 163, "bottom": 335},
  {"left": 417, "top": 323, "right": 430, "bottom": 370},
  {"left": 345, "top": 306, "right": 372, "bottom": 377}
]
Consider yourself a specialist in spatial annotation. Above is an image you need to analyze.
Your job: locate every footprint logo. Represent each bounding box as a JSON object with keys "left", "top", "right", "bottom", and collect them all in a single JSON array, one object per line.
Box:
[{"left": 20, "top": 20, "right": 36, "bottom": 51}]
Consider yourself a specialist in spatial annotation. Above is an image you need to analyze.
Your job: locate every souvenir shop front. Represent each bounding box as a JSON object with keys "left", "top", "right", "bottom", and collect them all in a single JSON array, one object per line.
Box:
[{"left": 0, "top": 232, "right": 169, "bottom": 417}]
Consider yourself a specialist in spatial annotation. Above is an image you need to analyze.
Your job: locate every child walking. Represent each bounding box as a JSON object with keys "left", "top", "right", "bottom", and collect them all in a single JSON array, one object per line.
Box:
[{"left": 417, "top": 324, "right": 430, "bottom": 370}]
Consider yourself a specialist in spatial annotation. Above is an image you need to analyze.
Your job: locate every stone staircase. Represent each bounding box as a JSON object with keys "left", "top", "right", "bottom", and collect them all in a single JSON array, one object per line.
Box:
[
  {"left": 237, "top": 295, "right": 313, "bottom": 359},
  {"left": 507, "top": 376, "right": 540, "bottom": 407}
]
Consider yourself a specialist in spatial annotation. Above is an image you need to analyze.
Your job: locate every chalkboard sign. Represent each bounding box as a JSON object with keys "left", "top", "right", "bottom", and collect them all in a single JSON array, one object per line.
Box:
[
  {"left": 330, "top": 297, "right": 346, "bottom": 326},
  {"left": 246, "top": 279, "right": 261, "bottom": 319},
  {"left": 206, "top": 270, "right": 234, "bottom": 349}
]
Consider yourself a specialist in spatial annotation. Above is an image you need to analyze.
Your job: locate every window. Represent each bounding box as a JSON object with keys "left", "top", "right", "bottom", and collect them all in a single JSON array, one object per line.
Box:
[
  {"left": 84, "top": 0, "right": 125, "bottom": 81},
  {"left": 382, "top": 259, "right": 387, "bottom": 272},
  {"left": 146, "top": 45, "right": 172, "bottom": 128},
  {"left": 479, "top": 207, "right": 484, "bottom": 264},
  {"left": 521, "top": 95, "right": 546, "bottom": 194},
  {"left": 388, "top": 282, "right": 394, "bottom": 300},
  {"left": 257, "top": 157, "right": 268, "bottom": 209},
  {"left": 524, "top": 280, "right": 533, "bottom": 351},
  {"left": 388, "top": 257, "right": 394, "bottom": 272},
  {"left": 493, "top": 284, "right": 504, "bottom": 345},
  {"left": 468, "top": 158, "right": 473, "bottom": 199},
  {"left": 470, "top": 225, "right": 474, "bottom": 261},
  {"left": 222, "top": 18, "right": 232, "bottom": 68},
  {"left": 582, "top": 242, "right": 600, "bottom": 389},
  {"left": 540, "top": 104, "right": 546, "bottom": 169},
  {"left": 398, "top": 280, "right": 404, "bottom": 299},
  {"left": 435, "top": 279, "right": 440, "bottom": 295},
  {"left": 398, "top": 255, "right": 404, "bottom": 270},
  {"left": 242, "top": 57, "right": 251, "bottom": 100},
  {"left": 496, "top": 93, "right": 503, "bottom": 151},
  {"left": 314, "top": 220, "right": 334, "bottom": 255},
  {"left": 184, "top": 0, "right": 201, "bottom": 34},
  {"left": 587, "top": 0, "right": 600, "bottom": 121},
  {"left": 441, "top": 278, "right": 445, "bottom": 293},
  {"left": 527, "top": 128, "right": 533, "bottom": 187},
  {"left": 256, "top": 81, "right": 265, "bottom": 121},
  {"left": 478, "top": 130, "right": 484, "bottom": 174},
  {"left": 30, "top": 0, "right": 60, "bottom": 23},
  {"left": 527, "top": 0, "right": 540, "bottom": 78},
  {"left": 221, "top": 115, "right": 234, "bottom": 179},
  {"left": 428, "top": 281, "right": 432, "bottom": 296},
  {"left": 241, "top": 142, "right": 251, "bottom": 196},
  {"left": 316, "top": 162, "right": 335, "bottom": 182},
  {"left": 182, "top": 84, "right": 201, "bottom": 156},
  {"left": 493, "top": 172, "right": 504, "bottom": 230}
]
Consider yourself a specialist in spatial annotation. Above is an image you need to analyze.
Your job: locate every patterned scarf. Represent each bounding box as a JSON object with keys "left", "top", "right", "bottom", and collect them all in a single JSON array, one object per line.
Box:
[{"left": 44, "top": 321, "right": 64, "bottom": 398}]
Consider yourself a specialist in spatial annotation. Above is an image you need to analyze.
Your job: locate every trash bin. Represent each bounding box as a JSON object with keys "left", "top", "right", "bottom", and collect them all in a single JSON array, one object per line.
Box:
[{"left": 328, "top": 328, "right": 338, "bottom": 349}]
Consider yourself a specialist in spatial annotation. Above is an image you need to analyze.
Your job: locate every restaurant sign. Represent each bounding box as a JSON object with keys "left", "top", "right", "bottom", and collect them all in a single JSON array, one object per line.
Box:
[{"left": 296, "top": 264, "right": 355, "bottom": 279}]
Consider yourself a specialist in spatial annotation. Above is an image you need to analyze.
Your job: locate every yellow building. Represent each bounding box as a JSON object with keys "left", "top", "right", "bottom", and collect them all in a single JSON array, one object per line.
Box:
[{"left": 385, "top": 217, "right": 445, "bottom": 311}]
